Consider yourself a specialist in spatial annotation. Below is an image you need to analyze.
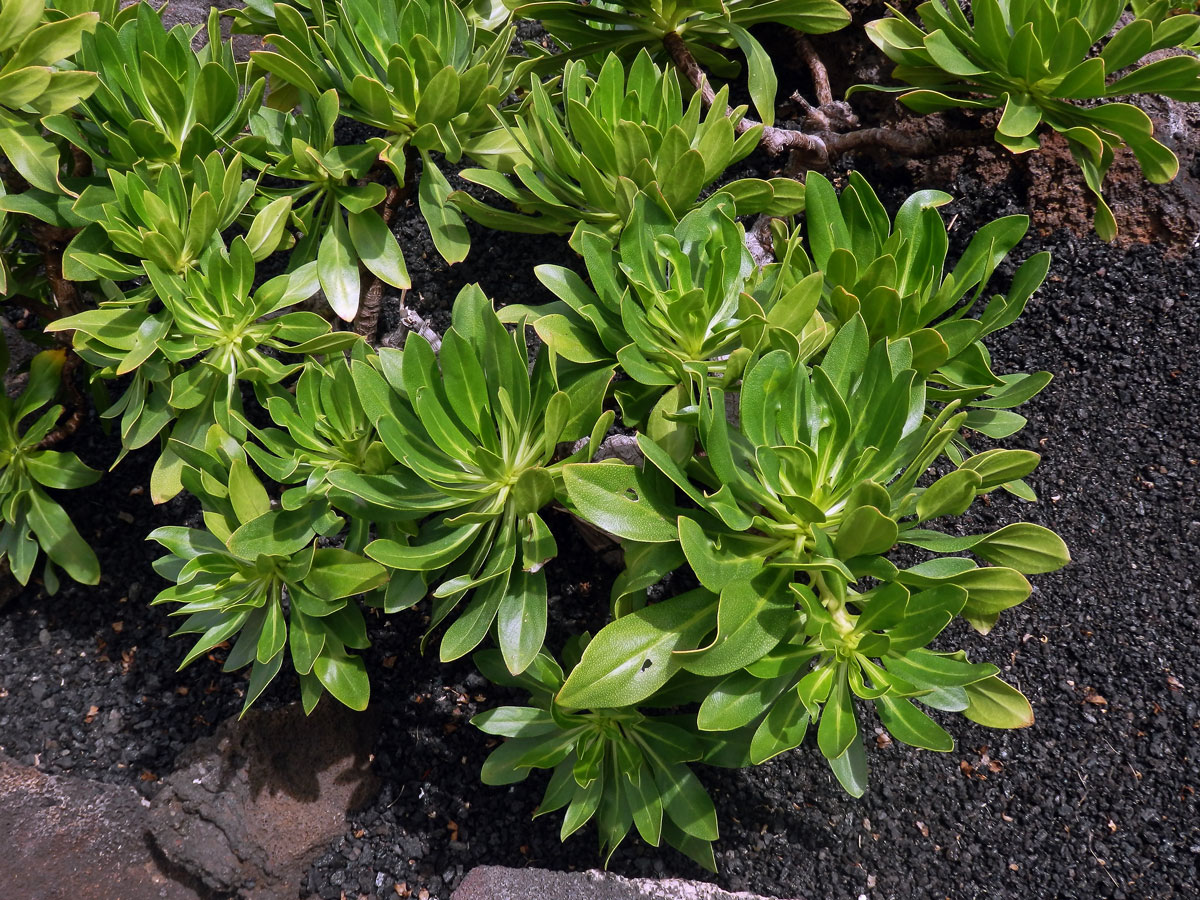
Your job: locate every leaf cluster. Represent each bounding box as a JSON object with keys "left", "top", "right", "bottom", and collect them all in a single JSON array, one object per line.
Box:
[
  {"left": 0, "top": 349, "right": 100, "bottom": 590},
  {"left": 452, "top": 52, "right": 803, "bottom": 242},
  {"left": 0, "top": 0, "right": 99, "bottom": 193},
  {"left": 0, "top": 0, "right": 1106, "bottom": 874},
  {"left": 48, "top": 6, "right": 264, "bottom": 172}
]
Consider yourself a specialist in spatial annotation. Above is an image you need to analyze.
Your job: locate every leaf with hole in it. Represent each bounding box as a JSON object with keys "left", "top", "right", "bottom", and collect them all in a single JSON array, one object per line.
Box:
[
  {"left": 556, "top": 588, "right": 716, "bottom": 710},
  {"left": 563, "top": 462, "right": 678, "bottom": 543}
]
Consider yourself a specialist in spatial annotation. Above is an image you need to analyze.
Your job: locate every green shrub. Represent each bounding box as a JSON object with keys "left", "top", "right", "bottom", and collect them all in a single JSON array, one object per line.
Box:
[{"left": 2, "top": 0, "right": 1147, "bottom": 873}]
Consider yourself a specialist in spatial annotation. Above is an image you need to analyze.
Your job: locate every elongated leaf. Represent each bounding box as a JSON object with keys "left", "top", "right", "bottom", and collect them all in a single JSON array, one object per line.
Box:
[{"left": 557, "top": 589, "right": 716, "bottom": 709}]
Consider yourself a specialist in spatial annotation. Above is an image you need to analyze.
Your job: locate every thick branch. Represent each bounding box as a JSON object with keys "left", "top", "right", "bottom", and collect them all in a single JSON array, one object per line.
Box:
[
  {"left": 662, "top": 31, "right": 988, "bottom": 166},
  {"left": 353, "top": 176, "right": 407, "bottom": 341},
  {"left": 663, "top": 31, "right": 828, "bottom": 161},
  {"left": 793, "top": 33, "right": 833, "bottom": 109},
  {"left": 35, "top": 351, "right": 85, "bottom": 449},
  {"left": 745, "top": 213, "right": 775, "bottom": 267}
]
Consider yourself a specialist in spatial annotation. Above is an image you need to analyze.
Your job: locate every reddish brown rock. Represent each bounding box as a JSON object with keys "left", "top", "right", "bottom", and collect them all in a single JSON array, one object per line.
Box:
[
  {"left": 0, "top": 753, "right": 202, "bottom": 900},
  {"left": 147, "top": 700, "right": 379, "bottom": 900}
]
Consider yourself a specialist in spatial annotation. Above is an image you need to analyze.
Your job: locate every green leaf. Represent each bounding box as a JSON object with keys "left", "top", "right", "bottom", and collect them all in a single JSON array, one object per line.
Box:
[
  {"left": 246, "top": 195, "right": 293, "bottom": 262},
  {"left": 973, "top": 523, "right": 1069, "bottom": 574},
  {"left": 652, "top": 762, "right": 718, "bottom": 842},
  {"left": 241, "top": 650, "right": 284, "bottom": 715},
  {"left": 816, "top": 666, "right": 857, "bottom": 760},
  {"left": 917, "top": 469, "right": 983, "bottom": 521},
  {"left": 419, "top": 152, "right": 471, "bottom": 264},
  {"left": 749, "top": 688, "right": 810, "bottom": 764},
  {"left": 318, "top": 212, "right": 359, "bottom": 321},
  {"left": 827, "top": 735, "right": 868, "bottom": 798},
  {"left": 26, "top": 488, "right": 99, "bottom": 585},
  {"left": 0, "top": 108, "right": 60, "bottom": 193},
  {"left": 496, "top": 570, "right": 548, "bottom": 675},
  {"left": 227, "top": 508, "right": 321, "bottom": 560},
  {"left": 874, "top": 694, "right": 954, "bottom": 751},
  {"left": 23, "top": 451, "right": 100, "bottom": 490},
  {"left": 304, "top": 549, "right": 388, "bottom": 599},
  {"left": 313, "top": 651, "right": 371, "bottom": 711},
  {"left": 834, "top": 505, "right": 899, "bottom": 558},
  {"left": 962, "top": 675, "right": 1034, "bottom": 729},
  {"left": 348, "top": 209, "right": 410, "bottom": 289},
  {"left": 678, "top": 574, "right": 791, "bottom": 678},
  {"left": 228, "top": 458, "right": 270, "bottom": 526},
  {"left": 471, "top": 706, "right": 559, "bottom": 738},
  {"left": 727, "top": 23, "right": 778, "bottom": 126},
  {"left": 563, "top": 462, "right": 678, "bottom": 543},
  {"left": 557, "top": 588, "right": 716, "bottom": 709}
]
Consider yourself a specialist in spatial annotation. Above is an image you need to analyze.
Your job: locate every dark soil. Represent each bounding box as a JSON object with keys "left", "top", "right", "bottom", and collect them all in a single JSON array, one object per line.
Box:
[{"left": 3, "top": 21, "right": 1199, "bottom": 900}]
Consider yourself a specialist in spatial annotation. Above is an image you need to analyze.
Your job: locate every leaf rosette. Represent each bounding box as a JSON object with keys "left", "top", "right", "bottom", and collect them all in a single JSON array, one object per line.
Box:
[
  {"left": 0, "top": 349, "right": 101, "bottom": 590},
  {"left": 471, "top": 646, "right": 721, "bottom": 871},
  {"left": 451, "top": 52, "right": 804, "bottom": 242},
  {"left": 149, "top": 426, "right": 386, "bottom": 715},
  {"left": 334, "top": 286, "right": 613, "bottom": 674}
]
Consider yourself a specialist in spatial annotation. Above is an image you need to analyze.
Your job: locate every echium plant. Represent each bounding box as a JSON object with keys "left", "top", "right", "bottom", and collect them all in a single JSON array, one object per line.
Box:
[
  {"left": 46, "top": 6, "right": 265, "bottom": 172},
  {"left": 451, "top": 51, "right": 804, "bottom": 244},
  {"left": 340, "top": 286, "right": 614, "bottom": 674},
  {"left": 0, "top": 349, "right": 100, "bottom": 591},
  {"left": 251, "top": 0, "right": 525, "bottom": 264},
  {"left": 0, "top": 0, "right": 99, "bottom": 193},
  {"left": 63, "top": 151, "right": 286, "bottom": 282},
  {"left": 48, "top": 239, "right": 358, "bottom": 500},
  {"left": 502, "top": 190, "right": 830, "bottom": 437},
  {"left": 472, "top": 645, "right": 722, "bottom": 869},
  {"left": 234, "top": 91, "right": 408, "bottom": 320},
  {"left": 149, "top": 424, "right": 387, "bottom": 715},
  {"left": 774, "top": 172, "right": 1053, "bottom": 486},
  {"left": 857, "top": 0, "right": 1200, "bottom": 238},
  {"left": 559, "top": 322, "right": 1069, "bottom": 796}
]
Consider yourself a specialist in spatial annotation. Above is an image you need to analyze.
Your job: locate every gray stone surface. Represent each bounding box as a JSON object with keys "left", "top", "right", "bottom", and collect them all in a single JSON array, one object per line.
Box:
[
  {"left": 123, "top": 1, "right": 255, "bottom": 57},
  {"left": 452, "top": 867, "right": 803, "bottom": 900},
  {"left": 147, "top": 700, "right": 379, "bottom": 900},
  {"left": 0, "top": 753, "right": 202, "bottom": 900}
]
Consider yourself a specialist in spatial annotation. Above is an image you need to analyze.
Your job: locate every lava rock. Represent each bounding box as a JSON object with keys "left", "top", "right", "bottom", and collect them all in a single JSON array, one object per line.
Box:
[{"left": 147, "top": 700, "right": 379, "bottom": 899}]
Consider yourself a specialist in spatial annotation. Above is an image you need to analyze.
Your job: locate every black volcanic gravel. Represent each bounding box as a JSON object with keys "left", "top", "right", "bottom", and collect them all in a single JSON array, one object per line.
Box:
[{"left": 2, "top": 50, "right": 1199, "bottom": 900}]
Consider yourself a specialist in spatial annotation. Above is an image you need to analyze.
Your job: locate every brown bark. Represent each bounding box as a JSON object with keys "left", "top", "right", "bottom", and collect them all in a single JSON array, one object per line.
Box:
[
  {"left": 793, "top": 33, "right": 834, "bottom": 109},
  {"left": 353, "top": 158, "right": 412, "bottom": 342}
]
